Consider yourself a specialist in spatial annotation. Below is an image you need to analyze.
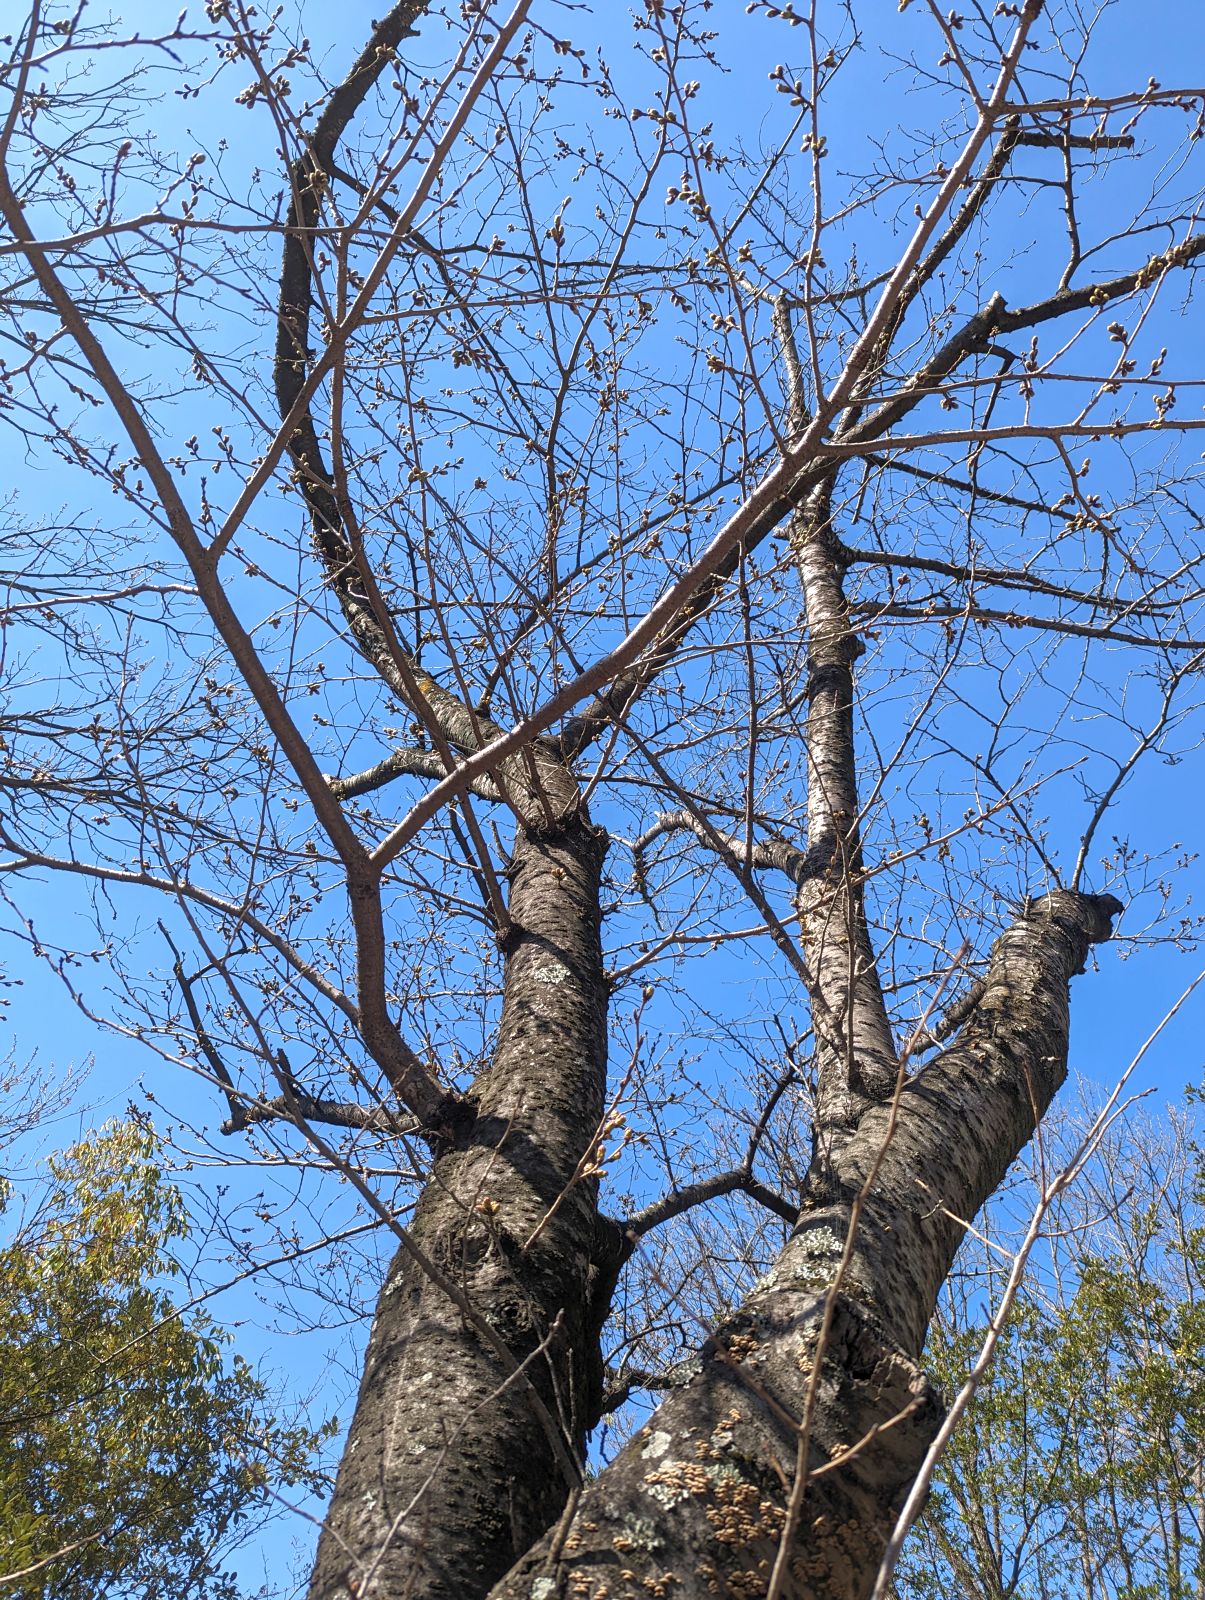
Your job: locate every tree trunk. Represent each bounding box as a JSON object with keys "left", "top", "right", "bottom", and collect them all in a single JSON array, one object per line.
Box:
[
  {"left": 309, "top": 816, "right": 623, "bottom": 1600},
  {"left": 485, "top": 890, "right": 1120, "bottom": 1600}
]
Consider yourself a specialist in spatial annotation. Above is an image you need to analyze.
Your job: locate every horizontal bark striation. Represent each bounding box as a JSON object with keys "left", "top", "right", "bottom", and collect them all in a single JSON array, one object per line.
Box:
[
  {"left": 309, "top": 819, "right": 618, "bottom": 1600},
  {"left": 801, "top": 888, "right": 1124, "bottom": 1353},
  {"left": 484, "top": 890, "right": 1120, "bottom": 1600}
]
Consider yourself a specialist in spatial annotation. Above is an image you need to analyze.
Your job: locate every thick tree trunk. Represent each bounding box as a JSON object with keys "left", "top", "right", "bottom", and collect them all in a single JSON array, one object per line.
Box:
[
  {"left": 485, "top": 890, "right": 1120, "bottom": 1600},
  {"left": 309, "top": 817, "right": 622, "bottom": 1600},
  {"left": 281, "top": 18, "right": 1125, "bottom": 1600}
]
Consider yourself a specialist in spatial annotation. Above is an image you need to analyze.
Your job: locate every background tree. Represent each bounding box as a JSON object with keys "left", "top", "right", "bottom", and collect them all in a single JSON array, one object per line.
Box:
[
  {"left": 894, "top": 1098, "right": 1205, "bottom": 1600},
  {"left": 0, "top": 1119, "right": 328, "bottom": 1599},
  {"left": 1, "top": 2, "right": 1204, "bottom": 1598}
]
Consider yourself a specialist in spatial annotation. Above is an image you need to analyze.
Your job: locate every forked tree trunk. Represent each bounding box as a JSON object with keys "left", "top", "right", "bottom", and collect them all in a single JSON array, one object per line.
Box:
[
  {"left": 482, "top": 890, "right": 1119, "bottom": 1600},
  {"left": 0, "top": 0, "right": 1168, "bottom": 1596},
  {"left": 311, "top": 887, "right": 1117, "bottom": 1600}
]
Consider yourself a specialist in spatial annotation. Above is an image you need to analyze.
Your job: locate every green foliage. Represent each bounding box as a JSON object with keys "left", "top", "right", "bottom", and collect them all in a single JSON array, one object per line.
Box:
[
  {"left": 894, "top": 1109, "right": 1205, "bottom": 1600},
  {"left": 0, "top": 1121, "right": 329, "bottom": 1599}
]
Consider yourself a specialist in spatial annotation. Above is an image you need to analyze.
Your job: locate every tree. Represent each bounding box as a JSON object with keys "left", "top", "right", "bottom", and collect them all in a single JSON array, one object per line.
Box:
[
  {"left": 0, "top": 1120, "right": 328, "bottom": 1598},
  {"left": 0, "top": 1, "right": 1203, "bottom": 1598},
  {"left": 894, "top": 1098, "right": 1205, "bottom": 1600}
]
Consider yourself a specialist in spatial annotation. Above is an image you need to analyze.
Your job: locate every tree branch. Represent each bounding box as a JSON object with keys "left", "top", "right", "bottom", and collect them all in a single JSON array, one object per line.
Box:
[
  {"left": 632, "top": 809, "right": 816, "bottom": 892},
  {"left": 221, "top": 1092, "right": 417, "bottom": 1138},
  {"left": 842, "top": 542, "right": 1172, "bottom": 618},
  {"left": 271, "top": 0, "right": 551, "bottom": 817},
  {"left": 326, "top": 747, "right": 502, "bottom": 803},
  {"left": 625, "top": 1167, "right": 798, "bottom": 1238},
  {"left": 776, "top": 300, "right": 900, "bottom": 1123},
  {"left": 485, "top": 890, "right": 1123, "bottom": 1600},
  {"left": 850, "top": 599, "right": 1205, "bottom": 649}
]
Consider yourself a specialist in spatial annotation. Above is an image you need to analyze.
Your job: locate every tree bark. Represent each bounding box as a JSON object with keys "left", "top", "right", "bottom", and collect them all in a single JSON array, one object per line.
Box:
[
  {"left": 278, "top": 15, "right": 1124, "bottom": 1600},
  {"left": 773, "top": 305, "right": 898, "bottom": 1130},
  {"left": 790, "top": 485, "right": 899, "bottom": 1124},
  {"left": 309, "top": 815, "right": 623, "bottom": 1600},
  {"left": 485, "top": 890, "right": 1120, "bottom": 1600}
]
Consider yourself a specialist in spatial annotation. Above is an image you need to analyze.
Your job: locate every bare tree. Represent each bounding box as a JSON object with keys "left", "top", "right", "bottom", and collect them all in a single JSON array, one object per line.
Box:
[{"left": 1, "top": 2, "right": 1204, "bottom": 1598}]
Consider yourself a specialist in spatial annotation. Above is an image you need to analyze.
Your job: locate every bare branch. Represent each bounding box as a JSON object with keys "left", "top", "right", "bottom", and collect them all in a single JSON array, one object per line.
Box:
[
  {"left": 326, "top": 748, "right": 503, "bottom": 803},
  {"left": 625, "top": 1167, "right": 798, "bottom": 1237}
]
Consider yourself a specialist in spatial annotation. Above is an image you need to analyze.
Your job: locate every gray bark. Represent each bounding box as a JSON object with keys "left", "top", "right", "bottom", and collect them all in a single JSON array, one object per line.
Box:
[
  {"left": 272, "top": 12, "right": 636, "bottom": 1597},
  {"left": 774, "top": 306, "right": 898, "bottom": 1130},
  {"left": 309, "top": 816, "right": 623, "bottom": 1600},
  {"left": 791, "top": 488, "right": 900, "bottom": 1124},
  {"left": 485, "top": 890, "right": 1120, "bottom": 1600}
]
